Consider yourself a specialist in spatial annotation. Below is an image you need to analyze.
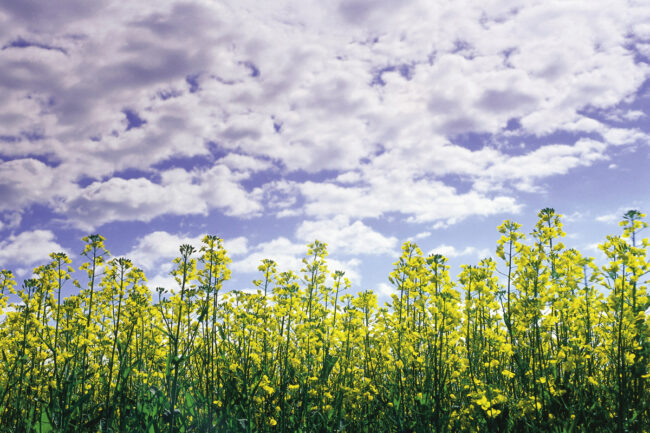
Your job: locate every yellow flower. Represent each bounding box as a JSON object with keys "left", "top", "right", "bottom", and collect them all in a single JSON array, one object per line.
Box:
[{"left": 269, "top": 418, "right": 277, "bottom": 426}]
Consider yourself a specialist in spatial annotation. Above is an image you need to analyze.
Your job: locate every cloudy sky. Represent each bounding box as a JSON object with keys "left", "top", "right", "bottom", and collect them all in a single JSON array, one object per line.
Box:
[{"left": 0, "top": 0, "right": 649, "bottom": 296}]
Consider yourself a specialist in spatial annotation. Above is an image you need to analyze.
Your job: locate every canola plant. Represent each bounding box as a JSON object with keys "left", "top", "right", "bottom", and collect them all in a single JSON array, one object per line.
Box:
[{"left": 0, "top": 209, "right": 648, "bottom": 432}]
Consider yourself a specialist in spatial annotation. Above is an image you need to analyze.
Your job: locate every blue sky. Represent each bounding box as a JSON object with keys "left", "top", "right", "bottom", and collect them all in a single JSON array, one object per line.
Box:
[{"left": 0, "top": 0, "right": 649, "bottom": 299}]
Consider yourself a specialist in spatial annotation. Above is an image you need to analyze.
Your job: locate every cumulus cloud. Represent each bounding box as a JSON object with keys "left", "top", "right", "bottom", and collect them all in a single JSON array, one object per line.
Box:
[
  {"left": 0, "top": 0, "right": 648, "bottom": 260},
  {"left": 376, "top": 282, "right": 395, "bottom": 302},
  {"left": 595, "top": 214, "right": 619, "bottom": 224},
  {"left": 0, "top": 158, "right": 72, "bottom": 212},
  {"left": 230, "top": 237, "right": 306, "bottom": 275},
  {"left": 0, "top": 230, "right": 69, "bottom": 266},
  {"left": 126, "top": 230, "right": 248, "bottom": 272},
  {"left": 124, "top": 230, "right": 249, "bottom": 292},
  {"left": 412, "top": 231, "right": 431, "bottom": 240},
  {"left": 219, "top": 153, "right": 273, "bottom": 173},
  {"left": 0, "top": 212, "right": 21, "bottom": 231},
  {"left": 477, "top": 139, "right": 609, "bottom": 192},
  {"left": 60, "top": 165, "right": 263, "bottom": 230},
  {"left": 298, "top": 178, "right": 520, "bottom": 225},
  {"left": 427, "top": 244, "right": 491, "bottom": 260},
  {"left": 595, "top": 209, "right": 631, "bottom": 225},
  {"left": 231, "top": 237, "right": 362, "bottom": 284},
  {"left": 296, "top": 216, "right": 398, "bottom": 256}
]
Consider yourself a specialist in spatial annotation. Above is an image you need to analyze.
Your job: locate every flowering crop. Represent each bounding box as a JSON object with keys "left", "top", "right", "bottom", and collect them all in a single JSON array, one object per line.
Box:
[{"left": 0, "top": 210, "right": 648, "bottom": 432}]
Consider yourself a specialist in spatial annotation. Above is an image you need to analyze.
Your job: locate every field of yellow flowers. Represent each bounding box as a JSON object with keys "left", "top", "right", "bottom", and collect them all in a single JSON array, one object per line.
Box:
[{"left": 0, "top": 208, "right": 648, "bottom": 433}]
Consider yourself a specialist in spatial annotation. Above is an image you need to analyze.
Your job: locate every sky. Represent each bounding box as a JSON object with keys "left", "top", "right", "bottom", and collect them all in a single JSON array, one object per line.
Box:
[{"left": 0, "top": 0, "right": 649, "bottom": 299}]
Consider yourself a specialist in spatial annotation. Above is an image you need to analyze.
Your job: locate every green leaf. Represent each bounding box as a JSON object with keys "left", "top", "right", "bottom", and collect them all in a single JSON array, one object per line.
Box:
[
  {"left": 183, "top": 390, "right": 197, "bottom": 417},
  {"left": 38, "top": 410, "right": 53, "bottom": 433}
]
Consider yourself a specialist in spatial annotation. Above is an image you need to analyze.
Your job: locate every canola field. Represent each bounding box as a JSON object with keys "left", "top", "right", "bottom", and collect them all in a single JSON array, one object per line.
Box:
[{"left": 0, "top": 208, "right": 648, "bottom": 433}]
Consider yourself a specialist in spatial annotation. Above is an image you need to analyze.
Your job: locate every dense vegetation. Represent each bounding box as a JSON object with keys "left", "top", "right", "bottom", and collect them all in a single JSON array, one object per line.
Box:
[{"left": 0, "top": 208, "right": 648, "bottom": 433}]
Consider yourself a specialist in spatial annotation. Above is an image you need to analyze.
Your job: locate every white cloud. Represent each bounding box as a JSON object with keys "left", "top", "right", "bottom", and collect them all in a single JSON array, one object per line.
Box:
[
  {"left": 583, "top": 242, "right": 608, "bottom": 265},
  {"left": 59, "top": 165, "right": 263, "bottom": 230},
  {"left": 376, "top": 282, "right": 395, "bottom": 302},
  {"left": 0, "top": 158, "right": 73, "bottom": 212},
  {"left": 413, "top": 231, "right": 431, "bottom": 240},
  {"left": 428, "top": 244, "right": 491, "bottom": 260},
  {"left": 0, "top": 0, "right": 648, "bottom": 241},
  {"left": 478, "top": 138, "right": 609, "bottom": 191},
  {"left": 595, "top": 206, "right": 642, "bottom": 225},
  {"left": 258, "top": 180, "right": 301, "bottom": 212},
  {"left": 596, "top": 213, "right": 620, "bottom": 224},
  {"left": 335, "top": 171, "right": 362, "bottom": 184},
  {"left": 0, "top": 230, "right": 70, "bottom": 266},
  {"left": 224, "top": 237, "right": 250, "bottom": 257},
  {"left": 125, "top": 230, "right": 249, "bottom": 292},
  {"left": 230, "top": 237, "right": 305, "bottom": 275},
  {"left": 563, "top": 211, "right": 587, "bottom": 223},
  {"left": 0, "top": 212, "right": 22, "bottom": 231},
  {"left": 219, "top": 153, "right": 273, "bottom": 173},
  {"left": 147, "top": 273, "right": 180, "bottom": 293},
  {"left": 603, "top": 108, "right": 646, "bottom": 122},
  {"left": 126, "top": 230, "right": 248, "bottom": 271},
  {"left": 601, "top": 128, "right": 646, "bottom": 146},
  {"left": 63, "top": 176, "right": 206, "bottom": 230},
  {"left": 296, "top": 215, "right": 397, "bottom": 256},
  {"left": 231, "top": 236, "right": 363, "bottom": 284},
  {"left": 298, "top": 178, "right": 520, "bottom": 225},
  {"left": 126, "top": 231, "right": 199, "bottom": 271}
]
